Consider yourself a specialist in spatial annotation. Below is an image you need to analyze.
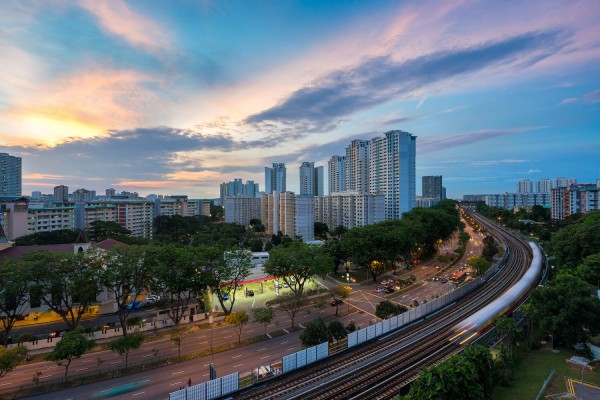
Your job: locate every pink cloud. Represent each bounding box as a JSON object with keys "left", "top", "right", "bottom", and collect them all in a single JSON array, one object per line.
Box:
[{"left": 79, "top": 0, "right": 171, "bottom": 55}]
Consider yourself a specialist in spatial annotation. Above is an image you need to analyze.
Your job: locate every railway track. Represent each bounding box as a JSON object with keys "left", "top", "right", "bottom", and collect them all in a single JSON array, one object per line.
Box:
[{"left": 229, "top": 212, "right": 533, "bottom": 400}]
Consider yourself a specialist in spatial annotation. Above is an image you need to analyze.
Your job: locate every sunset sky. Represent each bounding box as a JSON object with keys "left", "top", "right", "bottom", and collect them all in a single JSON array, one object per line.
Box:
[{"left": 1, "top": 0, "right": 599, "bottom": 199}]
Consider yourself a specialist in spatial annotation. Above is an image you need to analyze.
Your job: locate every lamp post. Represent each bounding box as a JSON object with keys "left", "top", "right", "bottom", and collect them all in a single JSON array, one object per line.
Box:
[{"left": 346, "top": 273, "right": 351, "bottom": 313}]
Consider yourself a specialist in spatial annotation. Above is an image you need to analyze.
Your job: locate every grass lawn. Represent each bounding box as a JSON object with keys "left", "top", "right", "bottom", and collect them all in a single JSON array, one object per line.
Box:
[{"left": 492, "top": 346, "right": 600, "bottom": 400}]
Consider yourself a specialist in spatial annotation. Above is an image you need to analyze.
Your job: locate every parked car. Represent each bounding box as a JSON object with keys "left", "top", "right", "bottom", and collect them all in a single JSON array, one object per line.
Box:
[
  {"left": 432, "top": 276, "right": 440, "bottom": 281},
  {"left": 440, "top": 278, "right": 448, "bottom": 284},
  {"left": 374, "top": 286, "right": 385, "bottom": 293},
  {"left": 247, "top": 290, "right": 255, "bottom": 297},
  {"left": 384, "top": 287, "right": 395, "bottom": 294},
  {"left": 48, "top": 329, "right": 68, "bottom": 339},
  {"left": 331, "top": 298, "right": 343, "bottom": 306},
  {"left": 146, "top": 294, "right": 161, "bottom": 304},
  {"left": 127, "top": 301, "right": 143, "bottom": 310},
  {"left": 221, "top": 292, "right": 229, "bottom": 300}
]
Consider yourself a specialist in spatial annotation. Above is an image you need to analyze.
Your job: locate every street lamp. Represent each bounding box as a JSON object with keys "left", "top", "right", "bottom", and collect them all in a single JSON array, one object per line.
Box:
[{"left": 346, "top": 273, "right": 351, "bottom": 313}]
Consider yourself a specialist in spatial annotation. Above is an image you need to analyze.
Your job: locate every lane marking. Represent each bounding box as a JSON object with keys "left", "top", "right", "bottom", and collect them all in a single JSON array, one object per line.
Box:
[
  {"left": 172, "top": 371, "right": 185, "bottom": 375},
  {"left": 132, "top": 391, "right": 145, "bottom": 396},
  {"left": 260, "top": 355, "right": 270, "bottom": 359},
  {"left": 170, "top": 382, "right": 182, "bottom": 386},
  {"left": 286, "top": 348, "right": 295, "bottom": 351},
  {"left": 257, "top": 348, "right": 267, "bottom": 351},
  {"left": 280, "top": 341, "right": 288, "bottom": 344},
  {"left": 75, "top": 367, "right": 88, "bottom": 371},
  {"left": 282, "top": 329, "right": 289, "bottom": 333},
  {"left": 233, "top": 363, "right": 244, "bottom": 368},
  {"left": 232, "top": 354, "right": 242, "bottom": 359},
  {"left": 110, "top": 361, "right": 121, "bottom": 364},
  {"left": 298, "top": 324, "right": 305, "bottom": 329}
]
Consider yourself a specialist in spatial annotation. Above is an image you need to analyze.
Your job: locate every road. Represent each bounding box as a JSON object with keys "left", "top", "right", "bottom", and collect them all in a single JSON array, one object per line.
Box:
[{"left": 7, "top": 218, "right": 484, "bottom": 399}]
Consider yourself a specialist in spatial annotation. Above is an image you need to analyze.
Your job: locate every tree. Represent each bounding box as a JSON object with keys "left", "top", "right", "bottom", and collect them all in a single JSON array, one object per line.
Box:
[
  {"left": 314, "top": 222, "right": 329, "bottom": 240},
  {"left": 45, "top": 327, "right": 95, "bottom": 380},
  {"left": 250, "top": 239, "right": 264, "bottom": 252},
  {"left": 529, "top": 272, "right": 600, "bottom": 347},
  {"left": 97, "top": 245, "right": 151, "bottom": 336},
  {"left": 299, "top": 318, "right": 329, "bottom": 347},
  {"left": 14, "top": 229, "right": 79, "bottom": 246},
  {"left": 279, "top": 293, "right": 306, "bottom": 329},
  {"left": 0, "top": 260, "right": 31, "bottom": 346},
  {"left": 551, "top": 211, "right": 600, "bottom": 268},
  {"left": 331, "top": 225, "right": 347, "bottom": 239},
  {"left": 462, "top": 344, "right": 496, "bottom": 399},
  {"left": 148, "top": 245, "right": 206, "bottom": 325},
  {"left": 331, "top": 285, "right": 351, "bottom": 316},
  {"left": 323, "top": 239, "right": 346, "bottom": 274},
  {"left": 406, "top": 354, "right": 483, "bottom": 400},
  {"left": 576, "top": 253, "right": 600, "bottom": 287},
  {"left": 204, "top": 248, "right": 252, "bottom": 315},
  {"left": 495, "top": 316, "right": 521, "bottom": 383},
  {"left": 25, "top": 251, "right": 102, "bottom": 330},
  {"left": 481, "top": 235, "right": 498, "bottom": 261},
  {"left": 225, "top": 310, "right": 249, "bottom": 344},
  {"left": 327, "top": 320, "right": 347, "bottom": 342},
  {"left": 169, "top": 325, "right": 191, "bottom": 358},
  {"left": 88, "top": 220, "right": 132, "bottom": 242},
  {"left": 375, "top": 300, "right": 407, "bottom": 320},
  {"left": 0, "top": 346, "right": 27, "bottom": 378},
  {"left": 252, "top": 307, "right": 275, "bottom": 337},
  {"left": 467, "top": 257, "right": 491, "bottom": 276},
  {"left": 263, "top": 241, "right": 333, "bottom": 296},
  {"left": 108, "top": 331, "right": 144, "bottom": 369},
  {"left": 459, "top": 231, "right": 471, "bottom": 245}
]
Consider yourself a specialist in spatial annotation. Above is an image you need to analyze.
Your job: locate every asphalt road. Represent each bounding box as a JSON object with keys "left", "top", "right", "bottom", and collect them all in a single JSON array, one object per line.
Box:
[{"left": 9, "top": 220, "right": 484, "bottom": 399}]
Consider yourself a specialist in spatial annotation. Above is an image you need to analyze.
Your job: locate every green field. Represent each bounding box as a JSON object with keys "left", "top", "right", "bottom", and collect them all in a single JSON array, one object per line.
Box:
[{"left": 492, "top": 347, "right": 600, "bottom": 400}]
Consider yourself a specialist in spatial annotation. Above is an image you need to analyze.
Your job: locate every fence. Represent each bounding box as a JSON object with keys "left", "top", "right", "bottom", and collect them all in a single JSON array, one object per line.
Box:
[
  {"left": 169, "top": 372, "right": 239, "bottom": 400},
  {"left": 534, "top": 369, "right": 555, "bottom": 400}
]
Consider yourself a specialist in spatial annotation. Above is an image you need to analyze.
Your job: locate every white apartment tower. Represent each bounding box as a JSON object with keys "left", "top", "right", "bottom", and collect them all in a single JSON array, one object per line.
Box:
[
  {"left": 536, "top": 179, "right": 553, "bottom": 193},
  {"left": 328, "top": 155, "right": 346, "bottom": 194},
  {"left": 299, "top": 162, "right": 315, "bottom": 195},
  {"left": 384, "top": 130, "right": 416, "bottom": 219},
  {"left": 345, "top": 140, "right": 370, "bottom": 193}
]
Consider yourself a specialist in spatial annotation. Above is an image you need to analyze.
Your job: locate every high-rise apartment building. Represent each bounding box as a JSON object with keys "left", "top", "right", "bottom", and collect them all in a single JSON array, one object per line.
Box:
[
  {"left": 299, "top": 162, "right": 324, "bottom": 196},
  {"left": 536, "top": 179, "right": 553, "bottom": 193},
  {"left": 264, "top": 163, "right": 286, "bottom": 194},
  {"left": 314, "top": 192, "right": 385, "bottom": 230},
  {"left": 555, "top": 177, "right": 577, "bottom": 188},
  {"left": 340, "top": 130, "right": 416, "bottom": 220},
  {"left": 53, "top": 185, "right": 69, "bottom": 203},
  {"left": 73, "top": 188, "right": 93, "bottom": 203},
  {"left": 383, "top": 130, "right": 416, "bottom": 219},
  {"left": 106, "top": 188, "right": 116, "bottom": 198},
  {"left": 0, "top": 153, "right": 22, "bottom": 196},
  {"left": 551, "top": 183, "right": 599, "bottom": 220},
  {"left": 328, "top": 155, "right": 346, "bottom": 194},
  {"left": 220, "top": 179, "right": 259, "bottom": 205},
  {"left": 517, "top": 179, "right": 533, "bottom": 193},
  {"left": 225, "top": 196, "right": 261, "bottom": 228},
  {"left": 345, "top": 140, "right": 370, "bottom": 193},
  {"left": 260, "top": 191, "right": 313, "bottom": 242},
  {"left": 299, "top": 162, "right": 315, "bottom": 195},
  {"left": 314, "top": 166, "right": 324, "bottom": 197},
  {"left": 422, "top": 176, "right": 443, "bottom": 200}
]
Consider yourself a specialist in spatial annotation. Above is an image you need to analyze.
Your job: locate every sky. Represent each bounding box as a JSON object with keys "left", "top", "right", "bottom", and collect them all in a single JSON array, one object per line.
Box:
[{"left": 1, "top": 0, "right": 599, "bottom": 200}]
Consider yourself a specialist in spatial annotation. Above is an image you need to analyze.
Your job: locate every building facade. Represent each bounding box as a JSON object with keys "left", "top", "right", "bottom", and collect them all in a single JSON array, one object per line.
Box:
[
  {"left": 551, "top": 183, "right": 599, "bottom": 220},
  {"left": 328, "top": 155, "right": 346, "bottom": 194},
  {"left": 0, "top": 153, "right": 22, "bottom": 197},
  {"left": 264, "top": 163, "right": 286, "bottom": 194},
  {"left": 53, "top": 185, "right": 69, "bottom": 203},
  {"left": 314, "top": 192, "right": 385, "bottom": 230},
  {"left": 224, "top": 196, "right": 261, "bottom": 227},
  {"left": 422, "top": 176, "right": 443, "bottom": 200},
  {"left": 517, "top": 179, "right": 533, "bottom": 193}
]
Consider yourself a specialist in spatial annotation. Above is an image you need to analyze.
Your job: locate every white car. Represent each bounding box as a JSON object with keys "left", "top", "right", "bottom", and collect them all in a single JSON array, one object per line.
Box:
[{"left": 146, "top": 294, "right": 161, "bottom": 303}]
